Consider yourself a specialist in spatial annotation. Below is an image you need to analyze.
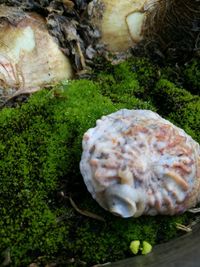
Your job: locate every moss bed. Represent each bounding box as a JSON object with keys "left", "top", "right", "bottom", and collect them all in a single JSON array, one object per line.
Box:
[{"left": 0, "top": 57, "right": 200, "bottom": 266}]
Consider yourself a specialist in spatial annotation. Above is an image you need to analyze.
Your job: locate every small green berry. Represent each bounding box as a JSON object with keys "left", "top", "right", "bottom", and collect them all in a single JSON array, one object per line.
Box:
[
  {"left": 141, "top": 241, "right": 152, "bottom": 255},
  {"left": 130, "top": 240, "right": 140, "bottom": 255}
]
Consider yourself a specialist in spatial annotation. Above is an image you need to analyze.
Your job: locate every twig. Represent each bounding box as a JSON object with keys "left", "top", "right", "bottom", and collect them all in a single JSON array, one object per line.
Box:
[
  {"left": 176, "top": 223, "right": 192, "bottom": 233},
  {"left": 69, "top": 196, "right": 105, "bottom": 222}
]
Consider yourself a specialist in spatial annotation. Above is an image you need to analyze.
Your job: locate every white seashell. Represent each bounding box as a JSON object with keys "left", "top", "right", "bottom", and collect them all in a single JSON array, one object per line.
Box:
[
  {"left": 80, "top": 109, "right": 200, "bottom": 218},
  {"left": 0, "top": 6, "right": 72, "bottom": 98},
  {"left": 88, "top": 0, "right": 158, "bottom": 52}
]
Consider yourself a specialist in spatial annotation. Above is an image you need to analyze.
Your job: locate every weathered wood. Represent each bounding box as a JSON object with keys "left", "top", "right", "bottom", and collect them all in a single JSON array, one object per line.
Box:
[{"left": 109, "top": 223, "right": 200, "bottom": 267}]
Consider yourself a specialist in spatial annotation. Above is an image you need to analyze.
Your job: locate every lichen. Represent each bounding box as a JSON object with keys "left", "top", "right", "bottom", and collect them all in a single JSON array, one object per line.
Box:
[{"left": 0, "top": 57, "right": 199, "bottom": 266}]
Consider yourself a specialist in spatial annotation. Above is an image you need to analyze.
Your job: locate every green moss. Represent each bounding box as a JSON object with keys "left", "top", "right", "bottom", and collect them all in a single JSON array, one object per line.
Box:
[
  {"left": 152, "top": 79, "right": 200, "bottom": 142},
  {"left": 94, "top": 57, "right": 159, "bottom": 91},
  {"left": 0, "top": 79, "right": 155, "bottom": 266},
  {"left": 95, "top": 59, "right": 157, "bottom": 109},
  {"left": 184, "top": 59, "right": 200, "bottom": 94},
  {"left": 63, "top": 210, "right": 188, "bottom": 264},
  {"left": 0, "top": 58, "right": 199, "bottom": 266}
]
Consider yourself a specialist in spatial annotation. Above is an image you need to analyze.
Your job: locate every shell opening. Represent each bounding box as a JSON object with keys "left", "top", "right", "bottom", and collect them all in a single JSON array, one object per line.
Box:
[
  {"left": 104, "top": 184, "right": 144, "bottom": 218},
  {"left": 109, "top": 196, "right": 137, "bottom": 217},
  {"left": 126, "top": 11, "right": 145, "bottom": 42}
]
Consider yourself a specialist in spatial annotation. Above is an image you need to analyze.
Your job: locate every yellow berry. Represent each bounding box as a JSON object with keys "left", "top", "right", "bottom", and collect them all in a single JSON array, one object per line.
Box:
[
  {"left": 142, "top": 241, "right": 152, "bottom": 255},
  {"left": 130, "top": 240, "right": 140, "bottom": 255}
]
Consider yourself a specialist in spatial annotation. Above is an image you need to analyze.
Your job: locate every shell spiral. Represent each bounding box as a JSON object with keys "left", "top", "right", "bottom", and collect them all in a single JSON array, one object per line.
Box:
[{"left": 80, "top": 110, "right": 200, "bottom": 218}]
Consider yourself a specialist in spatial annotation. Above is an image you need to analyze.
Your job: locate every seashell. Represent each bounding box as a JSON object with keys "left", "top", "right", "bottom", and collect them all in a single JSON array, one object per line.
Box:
[
  {"left": 0, "top": 6, "right": 72, "bottom": 99},
  {"left": 88, "top": 0, "right": 158, "bottom": 53},
  {"left": 80, "top": 109, "right": 200, "bottom": 218}
]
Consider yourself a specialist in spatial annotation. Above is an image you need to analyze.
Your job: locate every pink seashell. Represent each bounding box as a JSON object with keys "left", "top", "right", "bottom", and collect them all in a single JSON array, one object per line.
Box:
[{"left": 80, "top": 110, "right": 200, "bottom": 218}]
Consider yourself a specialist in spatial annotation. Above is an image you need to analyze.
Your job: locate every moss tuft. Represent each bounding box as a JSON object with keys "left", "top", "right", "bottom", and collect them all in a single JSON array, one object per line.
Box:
[
  {"left": 95, "top": 59, "right": 157, "bottom": 109},
  {"left": 152, "top": 79, "right": 200, "bottom": 142},
  {"left": 184, "top": 59, "right": 200, "bottom": 94}
]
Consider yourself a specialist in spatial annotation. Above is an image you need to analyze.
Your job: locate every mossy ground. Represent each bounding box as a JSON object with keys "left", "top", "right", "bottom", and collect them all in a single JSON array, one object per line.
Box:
[{"left": 0, "top": 57, "right": 199, "bottom": 266}]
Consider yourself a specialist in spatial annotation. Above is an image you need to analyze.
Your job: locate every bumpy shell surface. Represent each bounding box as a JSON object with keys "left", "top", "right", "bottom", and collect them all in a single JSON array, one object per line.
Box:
[
  {"left": 80, "top": 110, "right": 200, "bottom": 218},
  {"left": 0, "top": 6, "right": 72, "bottom": 99}
]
